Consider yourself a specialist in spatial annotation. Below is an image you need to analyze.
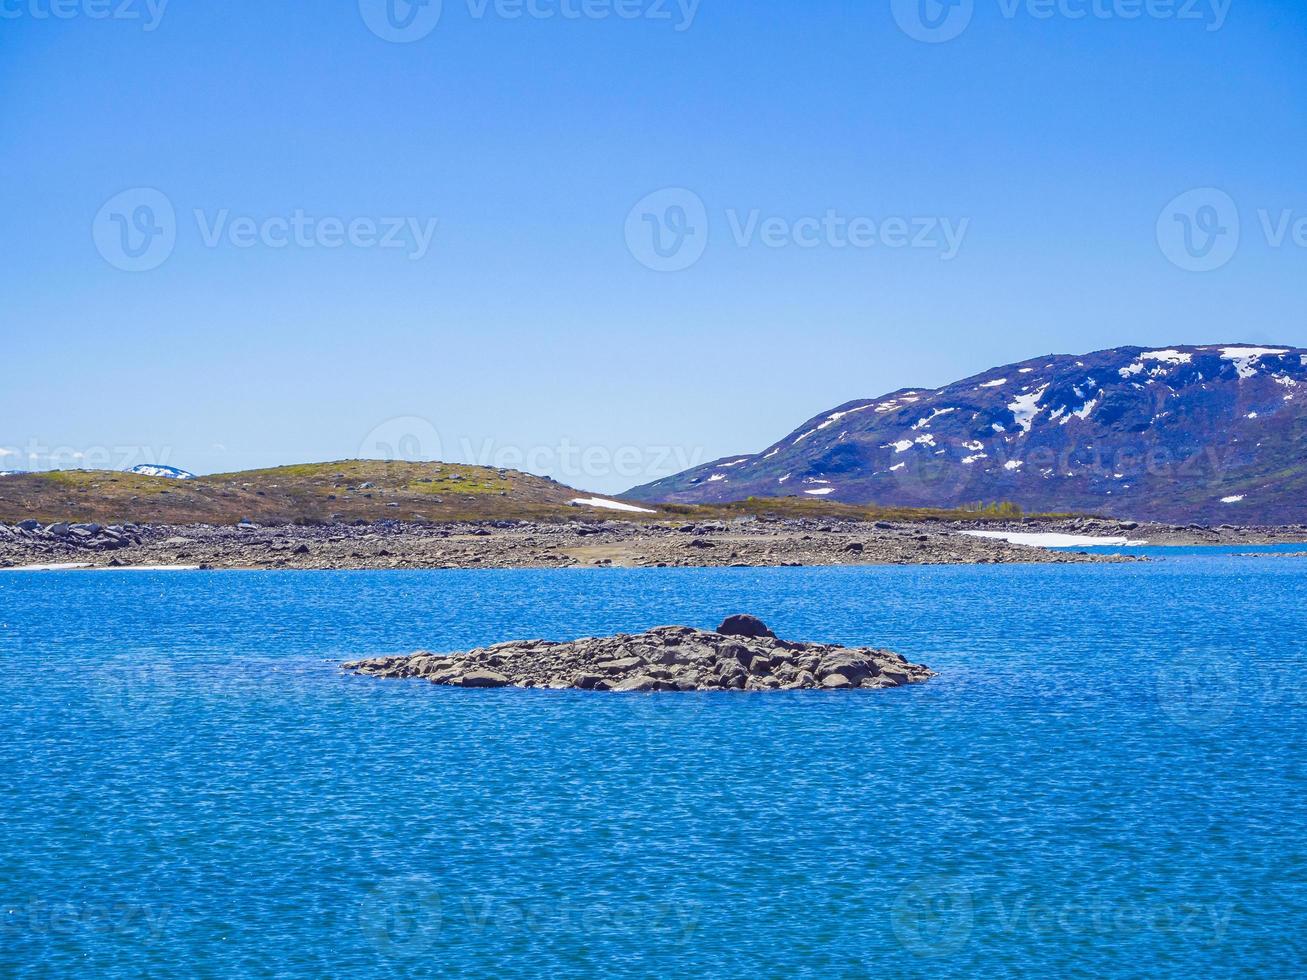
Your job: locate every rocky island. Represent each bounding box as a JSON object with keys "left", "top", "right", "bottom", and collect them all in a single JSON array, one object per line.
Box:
[{"left": 344, "top": 615, "right": 934, "bottom": 692}]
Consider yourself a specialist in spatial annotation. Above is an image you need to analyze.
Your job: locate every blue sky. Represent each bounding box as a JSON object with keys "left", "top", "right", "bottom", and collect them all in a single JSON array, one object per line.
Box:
[{"left": 2, "top": 0, "right": 1304, "bottom": 493}]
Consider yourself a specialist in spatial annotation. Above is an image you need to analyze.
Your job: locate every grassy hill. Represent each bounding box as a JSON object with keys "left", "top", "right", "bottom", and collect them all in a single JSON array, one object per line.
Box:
[
  {"left": 0, "top": 461, "right": 592, "bottom": 525},
  {"left": 0, "top": 460, "right": 1069, "bottom": 527}
]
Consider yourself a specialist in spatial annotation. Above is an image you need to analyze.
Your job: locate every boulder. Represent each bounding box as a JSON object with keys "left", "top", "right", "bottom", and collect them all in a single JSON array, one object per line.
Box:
[
  {"left": 456, "top": 671, "right": 510, "bottom": 688},
  {"left": 717, "top": 615, "right": 776, "bottom": 639}
]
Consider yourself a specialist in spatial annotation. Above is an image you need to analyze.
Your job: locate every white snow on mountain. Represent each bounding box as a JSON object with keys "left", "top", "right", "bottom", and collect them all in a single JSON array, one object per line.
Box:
[
  {"left": 1220, "top": 347, "right": 1288, "bottom": 380},
  {"left": 129, "top": 465, "right": 196, "bottom": 480}
]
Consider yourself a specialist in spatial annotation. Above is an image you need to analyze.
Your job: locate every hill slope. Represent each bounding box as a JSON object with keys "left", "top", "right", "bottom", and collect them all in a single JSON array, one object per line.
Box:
[
  {"left": 625, "top": 345, "right": 1307, "bottom": 524},
  {"left": 0, "top": 461, "right": 613, "bottom": 525}
]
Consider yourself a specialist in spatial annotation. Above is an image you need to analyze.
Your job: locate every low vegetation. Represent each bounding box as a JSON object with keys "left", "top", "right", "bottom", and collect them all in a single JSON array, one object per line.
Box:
[{"left": 0, "top": 462, "right": 1078, "bottom": 526}]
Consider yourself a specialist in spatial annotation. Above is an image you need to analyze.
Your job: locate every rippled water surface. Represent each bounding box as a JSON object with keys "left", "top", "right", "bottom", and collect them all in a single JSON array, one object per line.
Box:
[{"left": 2, "top": 556, "right": 1304, "bottom": 978}]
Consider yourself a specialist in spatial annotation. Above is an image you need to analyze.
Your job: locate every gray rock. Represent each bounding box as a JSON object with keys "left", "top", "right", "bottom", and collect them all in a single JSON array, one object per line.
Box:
[
  {"left": 717, "top": 614, "right": 776, "bottom": 639},
  {"left": 344, "top": 622, "right": 932, "bottom": 694},
  {"left": 456, "top": 671, "right": 510, "bottom": 688}
]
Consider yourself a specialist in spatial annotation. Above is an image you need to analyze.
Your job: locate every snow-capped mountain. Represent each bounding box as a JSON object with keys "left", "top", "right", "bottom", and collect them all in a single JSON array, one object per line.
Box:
[
  {"left": 129, "top": 464, "right": 196, "bottom": 480},
  {"left": 625, "top": 345, "right": 1307, "bottom": 524}
]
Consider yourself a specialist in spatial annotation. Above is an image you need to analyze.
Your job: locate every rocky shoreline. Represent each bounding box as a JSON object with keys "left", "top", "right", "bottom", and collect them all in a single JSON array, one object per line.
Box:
[
  {"left": 344, "top": 615, "right": 935, "bottom": 692},
  {"left": 0, "top": 517, "right": 1161, "bottom": 570}
]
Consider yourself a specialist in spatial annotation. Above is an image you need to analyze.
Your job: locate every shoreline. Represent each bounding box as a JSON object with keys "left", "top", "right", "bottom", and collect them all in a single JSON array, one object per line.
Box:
[{"left": 5, "top": 515, "right": 1297, "bottom": 571}]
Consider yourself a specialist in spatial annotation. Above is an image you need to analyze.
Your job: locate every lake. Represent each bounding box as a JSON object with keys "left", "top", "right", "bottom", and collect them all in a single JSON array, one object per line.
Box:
[{"left": 1, "top": 554, "right": 1303, "bottom": 977}]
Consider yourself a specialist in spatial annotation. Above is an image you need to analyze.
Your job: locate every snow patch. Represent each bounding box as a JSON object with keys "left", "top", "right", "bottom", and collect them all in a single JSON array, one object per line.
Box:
[
  {"left": 817, "top": 405, "right": 873, "bottom": 431},
  {"left": 1221, "top": 347, "right": 1288, "bottom": 379},
  {"left": 1140, "top": 349, "right": 1192, "bottom": 365},
  {"left": 804, "top": 487, "right": 835, "bottom": 496},
  {"left": 1061, "top": 395, "right": 1100, "bottom": 424},
  {"left": 911, "top": 407, "right": 957, "bottom": 430},
  {"left": 1004, "top": 460, "right": 1023, "bottom": 471},
  {"left": 1220, "top": 495, "right": 1245, "bottom": 504},
  {"left": 570, "top": 497, "right": 657, "bottom": 514},
  {"left": 963, "top": 531, "right": 1148, "bottom": 548},
  {"left": 978, "top": 378, "right": 1006, "bottom": 389},
  {"left": 1007, "top": 385, "right": 1049, "bottom": 433},
  {"left": 130, "top": 464, "right": 195, "bottom": 480}
]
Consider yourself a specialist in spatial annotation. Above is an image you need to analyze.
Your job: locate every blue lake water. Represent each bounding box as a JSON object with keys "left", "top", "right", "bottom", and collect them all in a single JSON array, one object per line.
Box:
[{"left": 1, "top": 556, "right": 1304, "bottom": 978}]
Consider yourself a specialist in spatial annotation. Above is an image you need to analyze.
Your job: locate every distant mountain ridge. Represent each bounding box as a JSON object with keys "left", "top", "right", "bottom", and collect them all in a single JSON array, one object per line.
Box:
[{"left": 624, "top": 345, "right": 1307, "bottom": 524}]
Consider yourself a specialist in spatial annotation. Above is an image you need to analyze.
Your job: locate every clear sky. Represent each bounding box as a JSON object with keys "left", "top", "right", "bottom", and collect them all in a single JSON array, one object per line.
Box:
[{"left": 2, "top": 0, "right": 1304, "bottom": 493}]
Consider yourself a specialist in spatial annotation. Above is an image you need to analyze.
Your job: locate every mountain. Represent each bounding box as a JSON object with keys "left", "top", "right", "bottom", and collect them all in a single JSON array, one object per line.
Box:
[
  {"left": 624, "top": 345, "right": 1307, "bottom": 524},
  {"left": 129, "top": 464, "right": 196, "bottom": 480}
]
